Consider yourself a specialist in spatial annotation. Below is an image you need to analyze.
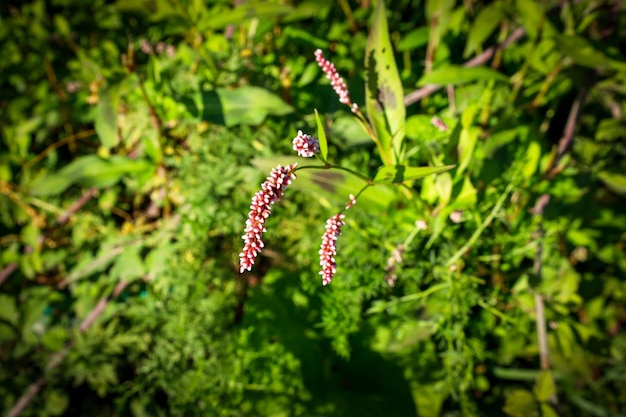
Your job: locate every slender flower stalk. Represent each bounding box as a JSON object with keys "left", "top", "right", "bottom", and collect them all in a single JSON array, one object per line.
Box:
[
  {"left": 292, "top": 130, "right": 319, "bottom": 158},
  {"left": 314, "top": 49, "right": 359, "bottom": 113},
  {"left": 239, "top": 164, "right": 298, "bottom": 273},
  {"left": 319, "top": 194, "right": 357, "bottom": 285}
]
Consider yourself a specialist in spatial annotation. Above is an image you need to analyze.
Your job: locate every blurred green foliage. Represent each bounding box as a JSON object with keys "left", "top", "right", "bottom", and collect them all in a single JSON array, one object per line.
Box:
[{"left": 1, "top": 0, "right": 625, "bottom": 416}]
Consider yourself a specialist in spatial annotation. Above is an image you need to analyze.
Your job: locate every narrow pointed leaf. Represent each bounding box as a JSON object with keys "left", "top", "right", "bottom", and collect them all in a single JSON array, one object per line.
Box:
[
  {"left": 314, "top": 108, "right": 328, "bottom": 162},
  {"left": 95, "top": 86, "right": 119, "bottom": 148},
  {"left": 374, "top": 165, "right": 455, "bottom": 184}
]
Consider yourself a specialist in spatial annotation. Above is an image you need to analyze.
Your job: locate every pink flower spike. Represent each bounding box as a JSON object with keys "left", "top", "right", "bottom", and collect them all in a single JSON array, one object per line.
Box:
[
  {"left": 319, "top": 213, "right": 346, "bottom": 286},
  {"left": 314, "top": 49, "right": 359, "bottom": 113},
  {"left": 292, "top": 130, "right": 319, "bottom": 158},
  {"left": 239, "top": 164, "right": 298, "bottom": 273}
]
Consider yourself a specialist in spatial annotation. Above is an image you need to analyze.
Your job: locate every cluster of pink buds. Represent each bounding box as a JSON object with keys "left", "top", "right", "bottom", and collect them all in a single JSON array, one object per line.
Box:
[
  {"left": 314, "top": 49, "right": 359, "bottom": 114},
  {"left": 292, "top": 130, "right": 319, "bottom": 158},
  {"left": 239, "top": 164, "right": 298, "bottom": 273},
  {"left": 319, "top": 194, "right": 356, "bottom": 285},
  {"left": 139, "top": 39, "right": 176, "bottom": 57},
  {"left": 239, "top": 50, "right": 364, "bottom": 285}
]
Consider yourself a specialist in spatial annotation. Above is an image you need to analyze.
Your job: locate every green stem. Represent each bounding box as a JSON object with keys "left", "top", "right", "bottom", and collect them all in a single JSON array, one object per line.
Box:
[{"left": 445, "top": 182, "right": 514, "bottom": 268}]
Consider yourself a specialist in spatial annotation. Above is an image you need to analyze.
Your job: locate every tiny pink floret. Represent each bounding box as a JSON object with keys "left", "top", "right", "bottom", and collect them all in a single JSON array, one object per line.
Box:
[
  {"left": 239, "top": 164, "right": 298, "bottom": 273},
  {"left": 292, "top": 130, "right": 319, "bottom": 158},
  {"left": 314, "top": 49, "right": 359, "bottom": 114},
  {"left": 430, "top": 116, "right": 449, "bottom": 132},
  {"left": 345, "top": 194, "right": 357, "bottom": 209}
]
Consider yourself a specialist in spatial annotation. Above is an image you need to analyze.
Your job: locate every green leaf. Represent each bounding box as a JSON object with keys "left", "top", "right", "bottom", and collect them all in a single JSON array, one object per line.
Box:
[
  {"left": 113, "top": 0, "right": 182, "bottom": 22},
  {"left": 200, "top": 3, "right": 293, "bottom": 30},
  {"left": 435, "top": 171, "right": 453, "bottom": 207},
  {"left": 598, "top": 171, "right": 626, "bottom": 196},
  {"left": 314, "top": 108, "right": 328, "bottom": 162},
  {"left": 503, "top": 389, "right": 540, "bottom": 417},
  {"left": 365, "top": 0, "right": 406, "bottom": 165},
  {"left": 29, "top": 155, "right": 155, "bottom": 196},
  {"left": 21, "top": 222, "right": 41, "bottom": 248},
  {"left": 374, "top": 164, "right": 455, "bottom": 184},
  {"left": 418, "top": 65, "right": 509, "bottom": 86},
  {"left": 453, "top": 175, "right": 477, "bottom": 209},
  {"left": 95, "top": 86, "right": 119, "bottom": 149},
  {"left": 515, "top": 0, "right": 556, "bottom": 40},
  {"left": 397, "top": 27, "right": 430, "bottom": 52},
  {"left": 539, "top": 403, "right": 559, "bottom": 417},
  {"left": 534, "top": 370, "right": 556, "bottom": 402},
  {"left": 203, "top": 87, "right": 293, "bottom": 127},
  {"left": 110, "top": 244, "right": 145, "bottom": 281},
  {"left": 44, "top": 389, "right": 69, "bottom": 416},
  {"left": 522, "top": 140, "right": 541, "bottom": 178},
  {"left": 457, "top": 126, "right": 479, "bottom": 176},
  {"left": 426, "top": 0, "right": 457, "bottom": 40},
  {"left": 0, "top": 295, "right": 18, "bottom": 327},
  {"left": 464, "top": 2, "right": 506, "bottom": 58},
  {"left": 552, "top": 34, "right": 617, "bottom": 70},
  {"left": 332, "top": 113, "right": 372, "bottom": 146},
  {"left": 596, "top": 118, "right": 626, "bottom": 142},
  {"left": 42, "top": 326, "right": 67, "bottom": 351},
  {"left": 143, "top": 127, "right": 162, "bottom": 163}
]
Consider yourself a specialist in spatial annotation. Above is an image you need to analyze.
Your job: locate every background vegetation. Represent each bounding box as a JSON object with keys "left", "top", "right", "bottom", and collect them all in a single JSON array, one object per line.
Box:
[{"left": 1, "top": 0, "right": 625, "bottom": 416}]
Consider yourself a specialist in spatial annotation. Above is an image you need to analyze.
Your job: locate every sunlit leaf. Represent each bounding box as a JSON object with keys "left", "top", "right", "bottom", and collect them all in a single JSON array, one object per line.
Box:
[
  {"left": 200, "top": 3, "right": 293, "bottom": 30},
  {"left": 314, "top": 108, "right": 328, "bottom": 162},
  {"left": 503, "top": 389, "right": 539, "bottom": 417},
  {"left": 464, "top": 2, "right": 506, "bottom": 58},
  {"left": 515, "top": 0, "right": 557, "bottom": 39},
  {"left": 29, "top": 155, "right": 155, "bottom": 196},
  {"left": 598, "top": 171, "right": 626, "bottom": 196},
  {"left": 397, "top": 27, "right": 430, "bottom": 51},
  {"left": 457, "top": 127, "right": 479, "bottom": 176},
  {"left": 202, "top": 87, "right": 294, "bottom": 127},
  {"left": 533, "top": 370, "right": 556, "bottom": 402},
  {"left": 418, "top": 65, "right": 509, "bottom": 86},
  {"left": 374, "top": 164, "right": 455, "bottom": 184},
  {"left": 95, "top": 86, "right": 119, "bottom": 149},
  {"left": 365, "top": 0, "right": 406, "bottom": 165}
]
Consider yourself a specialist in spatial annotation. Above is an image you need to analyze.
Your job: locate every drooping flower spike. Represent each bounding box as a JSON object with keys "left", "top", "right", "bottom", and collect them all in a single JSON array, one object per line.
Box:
[
  {"left": 239, "top": 164, "right": 298, "bottom": 273},
  {"left": 319, "top": 194, "right": 357, "bottom": 285},
  {"left": 292, "top": 130, "right": 319, "bottom": 158},
  {"left": 314, "top": 49, "right": 359, "bottom": 114}
]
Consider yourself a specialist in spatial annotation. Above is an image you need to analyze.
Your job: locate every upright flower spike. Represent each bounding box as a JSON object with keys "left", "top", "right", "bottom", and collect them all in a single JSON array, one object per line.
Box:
[
  {"left": 314, "top": 49, "right": 359, "bottom": 114},
  {"left": 239, "top": 164, "right": 298, "bottom": 273},
  {"left": 319, "top": 213, "right": 345, "bottom": 286},
  {"left": 319, "top": 194, "right": 357, "bottom": 286},
  {"left": 292, "top": 130, "right": 319, "bottom": 158}
]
